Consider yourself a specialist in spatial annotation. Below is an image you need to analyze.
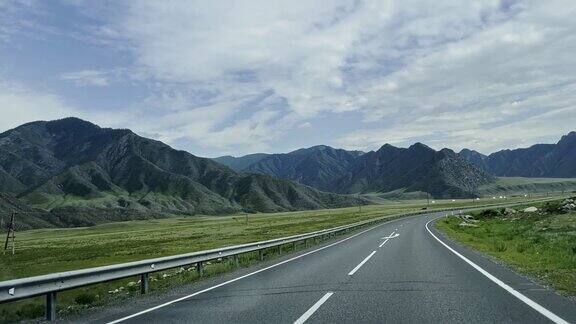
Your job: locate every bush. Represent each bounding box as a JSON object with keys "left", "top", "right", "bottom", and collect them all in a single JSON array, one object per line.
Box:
[
  {"left": 478, "top": 209, "right": 500, "bottom": 219},
  {"left": 542, "top": 201, "right": 563, "bottom": 214},
  {"left": 117, "top": 198, "right": 130, "bottom": 208},
  {"left": 15, "top": 304, "right": 44, "bottom": 321},
  {"left": 516, "top": 242, "right": 529, "bottom": 253},
  {"left": 529, "top": 235, "right": 543, "bottom": 245},
  {"left": 75, "top": 293, "right": 97, "bottom": 305},
  {"left": 493, "top": 241, "right": 507, "bottom": 252}
]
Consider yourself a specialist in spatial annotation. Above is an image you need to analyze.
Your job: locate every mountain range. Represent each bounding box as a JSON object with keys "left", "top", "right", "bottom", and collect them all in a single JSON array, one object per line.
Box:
[
  {"left": 458, "top": 132, "right": 576, "bottom": 177},
  {"left": 216, "top": 132, "right": 576, "bottom": 198},
  {"left": 2, "top": 117, "right": 574, "bottom": 230},
  {"left": 216, "top": 143, "right": 495, "bottom": 198},
  {"left": 0, "top": 118, "right": 365, "bottom": 228}
]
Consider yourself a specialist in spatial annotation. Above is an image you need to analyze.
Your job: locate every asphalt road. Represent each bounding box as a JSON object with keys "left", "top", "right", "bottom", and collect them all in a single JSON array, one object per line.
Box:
[{"left": 95, "top": 212, "right": 576, "bottom": 323}]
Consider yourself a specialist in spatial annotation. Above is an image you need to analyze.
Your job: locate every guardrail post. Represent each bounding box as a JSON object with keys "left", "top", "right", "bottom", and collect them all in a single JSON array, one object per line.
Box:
[
  {"left": 196, "top": 261, "right": 204, "bottom": 276},
  {"left": 140, "top": 273, "right": 149, "bottom": 294},
  {"left": 292, "top": 242, "right": 296, "bottom": 251},
  {"left": 46, "top": 292, "right": 57, "bottom": 321},
  {"left": 304, "top": 239, "right": 308, "bottom": 248},
  {"left": 259, "top": 249, "right": 264, "bottom": 261}
]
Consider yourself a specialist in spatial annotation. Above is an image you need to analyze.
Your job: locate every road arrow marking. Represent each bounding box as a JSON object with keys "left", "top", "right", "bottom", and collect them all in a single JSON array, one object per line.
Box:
[
  {"left": 381, "top": 233, "right": 400, "bottom": 240},
  {"left": 379, "top": 230, "right": 399, "bottom": 247}
]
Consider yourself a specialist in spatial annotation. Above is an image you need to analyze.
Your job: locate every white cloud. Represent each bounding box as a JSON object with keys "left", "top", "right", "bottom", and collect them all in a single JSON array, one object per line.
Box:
[
  {"left": 0, "top": 79, "right": 78, "bottom": 131},
  {"left": 5, "top": 0, "right": 576, "bottom": 156},
  {"left": 61, "top": 70, "right": 111, "bottom": 86},
  {"left": 92, "top": 0, "right": 567, "bottom": 154},
  {"left": 336, "top": 0, "right": 576, "bottom": 153}
]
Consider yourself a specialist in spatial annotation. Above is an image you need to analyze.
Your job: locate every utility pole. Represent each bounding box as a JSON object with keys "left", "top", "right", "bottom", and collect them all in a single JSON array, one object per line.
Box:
[{"left": 4, "top": 213, "right": 15, "bottom": 255}]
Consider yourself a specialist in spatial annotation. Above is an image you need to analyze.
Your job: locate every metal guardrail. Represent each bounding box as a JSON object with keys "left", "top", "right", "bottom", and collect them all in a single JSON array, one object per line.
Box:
[{"left": 0, "top": 198, "right": 559, "bottom": 321}]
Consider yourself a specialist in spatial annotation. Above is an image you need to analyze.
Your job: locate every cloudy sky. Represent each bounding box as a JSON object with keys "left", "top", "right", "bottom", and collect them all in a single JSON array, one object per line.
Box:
[{"left": 1, "top": 0, "right": 576, "bottom": 157}]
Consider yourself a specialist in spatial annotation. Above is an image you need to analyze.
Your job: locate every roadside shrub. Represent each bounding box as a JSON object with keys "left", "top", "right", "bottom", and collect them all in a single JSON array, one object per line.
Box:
[
  {"left": 75, "top": 293, "right": 97, "bottom": 305},
  {"left": 542, "top": 201, "right": 563, "bottom": 214},
  {"left": 530, "top": 235, "right": 543, "bottom": 245},
  {"left": 478, "top": 209, "right": 500, "bottom": 219},
  {"left": 503, "top": 233, "right": 515, "bottom": 241},
  {"left": 493, "top": 241, "right": 507, "bottom": 252},
  {"left": 15, "top": 304, "right": 44, "bottom": 320},
  {"left": 516, "top": 242, "right": 529, "bottom": 253}
]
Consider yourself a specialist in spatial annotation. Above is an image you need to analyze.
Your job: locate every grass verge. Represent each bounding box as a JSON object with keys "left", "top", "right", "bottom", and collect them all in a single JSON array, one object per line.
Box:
[{"left": 436, "top": 198, "right": 576, "bottom": 296}]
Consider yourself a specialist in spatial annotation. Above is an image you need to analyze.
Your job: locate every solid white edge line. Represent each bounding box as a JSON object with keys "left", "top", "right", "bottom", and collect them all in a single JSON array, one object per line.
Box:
[
  {"left": 293, "top": 292, "right": 334, "bottom": 324},
  {"left": 106, "top": 215, "right": 415, "bottom": 324},
  {"left": 425, "top": 218, "right": 569, "bottom": 324},
  {"left": 347, "top": 250, "right": 377, "bottom": 276}
]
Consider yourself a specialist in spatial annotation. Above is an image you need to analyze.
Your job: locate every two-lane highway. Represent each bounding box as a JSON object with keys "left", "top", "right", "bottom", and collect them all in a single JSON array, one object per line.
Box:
[{"left": 95, "top": 212, "right": 576, "bottom": 323}]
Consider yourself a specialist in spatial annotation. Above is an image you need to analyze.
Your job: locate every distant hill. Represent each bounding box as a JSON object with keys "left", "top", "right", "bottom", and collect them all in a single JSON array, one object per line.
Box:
[
  {"left": 0, "top": 118, "right": 366, "bottom": 228},
  {"left": 214, "top": 153, "right": 269, "bottom": 171},
  {"left": 215, "top": 143, "right": 494, "bottom": 198},
  {"left": 458, "top": 149, "right": 489, "bottom": 171},
  {"left": 459, "top": 132, "right": 576, "bottom": 177},
  {"left": 335, "top": 144, "right": 494, "bottom": 197},
  {"left": 243, "top": 145, "right": 363, "bottom": 192}
]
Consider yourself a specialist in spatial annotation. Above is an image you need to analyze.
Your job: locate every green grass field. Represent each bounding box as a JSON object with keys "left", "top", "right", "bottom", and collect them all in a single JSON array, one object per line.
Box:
[
  {"left": 0, "top": 195, "right": 560, "bottom": 322},
  {"left": 436, "top": 199, "right": 576, "bottom": 296},
  {"left": 478, "top": 177, "right": 576, "bottom": 196}
]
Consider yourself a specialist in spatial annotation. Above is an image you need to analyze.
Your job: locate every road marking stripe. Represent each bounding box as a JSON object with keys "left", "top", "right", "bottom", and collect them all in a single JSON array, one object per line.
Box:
[
  {"left": 425, "top": 218, "right": 569, "bottom": 324},
  {"left": 348, "top": 251, "right": 377, "bottom": 276},
  {"left": 378, "top": 239, "right": 389, "bottom": 248},
  {"left": 293, "top": 292, "right": 334, "bottom": 324},
  {"left": 106, "top": 216, "right": 414, "bottom": 323}
]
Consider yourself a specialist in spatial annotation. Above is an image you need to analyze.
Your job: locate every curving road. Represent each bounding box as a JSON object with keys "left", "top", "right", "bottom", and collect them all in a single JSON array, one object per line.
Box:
[{"left": 94, "top": 212, "right": 576, "bottom": 324}]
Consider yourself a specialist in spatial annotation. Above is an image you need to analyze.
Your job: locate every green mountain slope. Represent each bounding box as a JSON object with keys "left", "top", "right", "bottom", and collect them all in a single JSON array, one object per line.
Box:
[
  {"left": 221, "top": 143, "right": 494, "bottom": 198},
  {"left": 459, "top": 132, "right": 576, "bottom": 177},
  {"left": 0, "top": 118, "right": 366, "bottom": 227},
  {"left": 214, "top": 153, "right": 270, "bottom": 171}
]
